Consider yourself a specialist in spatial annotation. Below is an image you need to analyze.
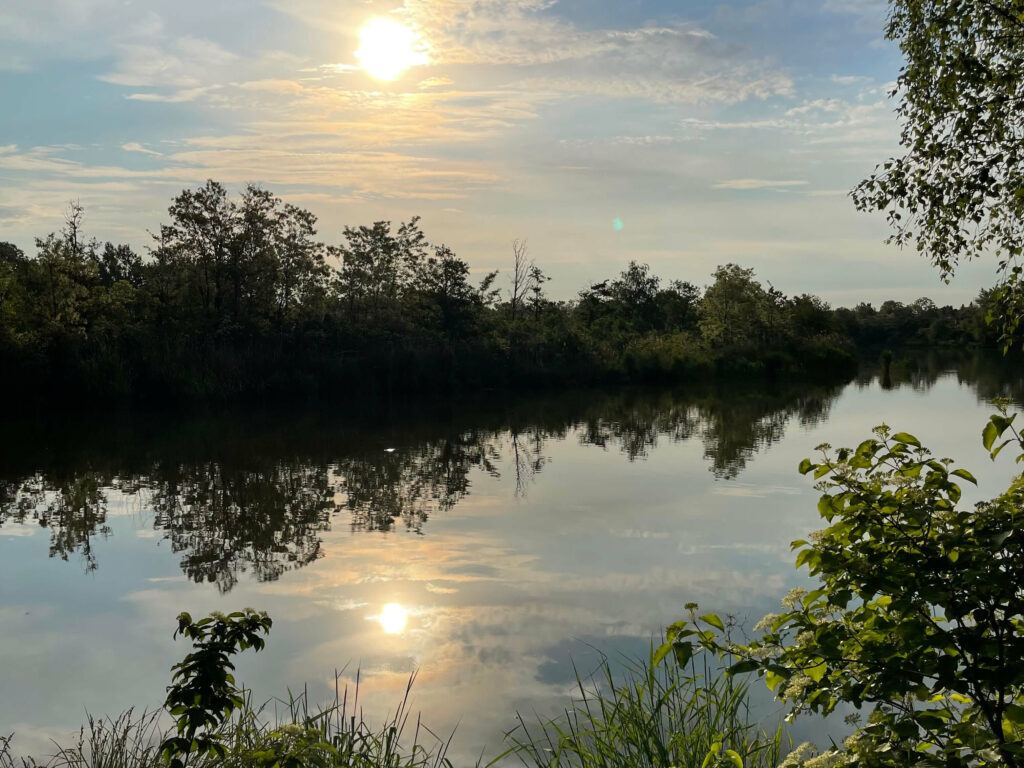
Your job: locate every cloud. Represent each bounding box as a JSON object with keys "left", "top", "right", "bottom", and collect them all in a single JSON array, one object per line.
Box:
[
  {"left": 121, "top": 143, "right": 163, "bottom": 156},
  {"left": 517, "top": 68, "right": 792, "bottom": 104},
  {"left": 100, "top": 37, "right": 237, "bottom": 89},
  {"left": 0, "top": 140, "right": 499, "bottom": 201},
  {"left": 822, "top": 0, "right": 889, "bottom": 33},
  {"left": 680, "top": 117, "right": 792, "bottom": 133},
  {"left": 419, "top": 76, "right": 453, "bottom": 89},
  {"left": 270, "top": 0, "right": 792, "bottom": 106},
  {"left": 0, "top": 52, "right": 29, "bottom": 71},
  {"left": 125, "top": 87, "right": 217, "bottom": 103},
  {"left": 831, "top": 74, "right": 872, "bottom": 85},
  {"left": 823, "top": 0, "right": 887, "bottom": 17},
  {"left": 713, "top": 179, "right": 809, "bottom": 190},
  {"left": 806, "top": 189, "right": 852, "bottom": 198},
  {"left": 785, "top": 98, "right": 844, "bottom": 117},
  {"left": 0, "top": 0, "right": 123, "bottom": 44},
  {"left": 679, "top": 91, "right": 898, "bottom": 160}
]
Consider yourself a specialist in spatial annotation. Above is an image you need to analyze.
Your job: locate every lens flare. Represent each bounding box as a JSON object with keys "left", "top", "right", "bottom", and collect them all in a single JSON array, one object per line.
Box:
[{"left": 356, "top": 19, "right": 427, "bottom": 81}]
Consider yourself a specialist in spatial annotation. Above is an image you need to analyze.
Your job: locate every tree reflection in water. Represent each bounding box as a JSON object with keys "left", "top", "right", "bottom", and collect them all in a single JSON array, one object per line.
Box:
[{"left": 1, "top": 355, "right": 1007, "bottom": 591}]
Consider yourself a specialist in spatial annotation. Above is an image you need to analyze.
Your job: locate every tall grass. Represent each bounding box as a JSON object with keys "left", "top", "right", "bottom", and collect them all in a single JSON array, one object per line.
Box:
[
  {"left": 1, "top": 657, "right": 786, "bottom": 768},
  {"left": 0, "top": 672, "right": 453, "bottom": 768},
  {"left": 502, "top": 648, "right": 787, "bottom": 768}
]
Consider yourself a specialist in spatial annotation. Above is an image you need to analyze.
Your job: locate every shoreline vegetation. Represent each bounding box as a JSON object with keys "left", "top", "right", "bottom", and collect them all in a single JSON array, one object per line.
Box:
[
  {"left": 0, "top": 182, "right": 1002, "bottom": 406},
  {"left": 0, "top": 623, "right": 787, "bottom": 768}
]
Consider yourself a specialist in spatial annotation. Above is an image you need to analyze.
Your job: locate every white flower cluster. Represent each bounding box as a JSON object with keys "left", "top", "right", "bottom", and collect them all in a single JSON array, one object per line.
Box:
[
  {"left": 755, "top": 613, "right": 781, "bottom": 632},
  {"left": 803, "top": 750, "right": 846, "bottom": 768},
  {"left": 782, "top": 673, "right": 813, "bottom": 701},
  {"left": 782, "top": 587, "right": 808, "bottom": 609},
  {"left": 777, "top": 743, "right": 849, "bottom": 768},
  {"left": 777, "top": 741, "right": 817, "bottom": 768}
]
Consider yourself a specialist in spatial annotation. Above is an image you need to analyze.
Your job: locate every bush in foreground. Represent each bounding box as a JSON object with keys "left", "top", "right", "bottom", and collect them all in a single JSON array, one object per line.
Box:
[{"left": 665, "top": 406, "right": 1024, "bottom": 768}]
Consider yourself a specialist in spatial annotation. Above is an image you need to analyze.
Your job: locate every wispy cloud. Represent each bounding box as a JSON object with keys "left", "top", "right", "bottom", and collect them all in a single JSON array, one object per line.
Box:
[
  {"left": 713, "top": 179, "right": 809, "bottom": 190},
  {"left": 100, "top": 37, "right": 237, "bottom": 89},
  {"left": 0, "top": 141, "right": 499, "bottom": 200},
  {"left": 0, "top": 52, "right": 29, "bottom": 71},
  {"left": 121, "top": 143, "right": 162, "bottom": 156},
  {"left": 831, "top": 74, "right": 872, "bottom": 85}
]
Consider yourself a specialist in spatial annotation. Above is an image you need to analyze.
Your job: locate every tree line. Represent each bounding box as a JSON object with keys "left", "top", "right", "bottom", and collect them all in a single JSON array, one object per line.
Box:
[{"left": 0, "top": 180, "right": 999, "bottom": 403}]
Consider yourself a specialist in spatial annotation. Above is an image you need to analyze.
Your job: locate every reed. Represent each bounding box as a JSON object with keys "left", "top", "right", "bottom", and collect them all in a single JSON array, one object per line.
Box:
[
  {"left": 501, "top": 648, "right": 787, "bottom": 768},
  {"left": 0, "top": 672, "right": 453, "bottom": 768}
]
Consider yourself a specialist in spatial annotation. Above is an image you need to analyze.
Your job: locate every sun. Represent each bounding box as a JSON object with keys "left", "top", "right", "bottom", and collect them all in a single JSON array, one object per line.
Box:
[
  {"left": 378, "top": 603, "right": 408, "bottom": 634},
  {"left": 356, "top": 18, "right": 427, "bottom": 81}
]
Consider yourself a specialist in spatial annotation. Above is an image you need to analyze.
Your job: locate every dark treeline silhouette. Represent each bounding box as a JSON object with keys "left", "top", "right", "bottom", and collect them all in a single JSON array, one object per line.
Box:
[
  {"left": 3, "top": 181, "right": 989, "bottom": 404},
  {"left": 833, "top": 295, "right": 1000, "bottom": 349},
  {"left": 2, "top": 350, "right": 1015, "bottom": 590},
  {"left": 0, "top": 378, "right": 847, "bottom": 590}
]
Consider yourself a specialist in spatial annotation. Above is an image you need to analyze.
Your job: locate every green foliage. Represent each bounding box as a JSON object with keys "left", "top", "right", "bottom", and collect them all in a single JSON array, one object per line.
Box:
[
  {"left": 1, "top": 710, "right": 164, "bottom": 768},
  {"left": 160, "top": 609, "right": 272, "bottom": 768},
  {"left": 851, "top": 0, "right": 1024, "bottom": 349},
  {"left": 0, "top": 184, "right": 995, "bottom": 404},
  {"left": 698, "top": 264, "right": 771, "bottom": 348},
  {"left": 665, "top": 415, "right": 1024, "bottom": 768},
  {"left": 504, "top": 647, "right": 786, "bottom": 768}
]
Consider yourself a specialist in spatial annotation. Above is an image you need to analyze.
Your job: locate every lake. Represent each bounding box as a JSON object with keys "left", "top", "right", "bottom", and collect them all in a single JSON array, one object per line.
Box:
[{"left": 1, "top": 351, "right": 1022, "bottom": 763}]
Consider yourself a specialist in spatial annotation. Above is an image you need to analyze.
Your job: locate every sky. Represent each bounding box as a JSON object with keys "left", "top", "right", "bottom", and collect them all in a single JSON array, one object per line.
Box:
[{"left": 0, "top": 0, "right": 999, "bottom": 305}]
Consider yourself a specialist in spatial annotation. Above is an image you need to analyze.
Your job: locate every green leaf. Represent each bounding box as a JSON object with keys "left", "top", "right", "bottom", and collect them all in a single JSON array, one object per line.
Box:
[
  {"left": 892, "top": 432, "right": 921, "bottom": 447},
  {"left": 652, "top": 642, "right": 673, "bottom": 667},
  {"left": 701, "top": 750, "right": 716, "bottom": 768},
  {"left": 893, "top": 719, "right": 919, "bottom": 739},
  {"left": 983, "top": 419, "right": 999, "bottom": 451},
  {"left": 725, "top": 749, "right": 744, "bottom": 768},
  {"left": 991, "top": 439, "right": 1013, "bottom": 460},
  {"left": 727, "top": 659, "right": 761, "bottom": 676},
  {"left": 982, "top": 415, "right": 1014, "bottom": 454},
  {"left": 806, "top": 660, "right": 827, "bottom": 683},
  {"left": 700, "top": 614, "right": 726, "bottom": 632},
  {"left": 951, "top": 468, "right": 977, "bottom": 485},
  {"left": 1004, "top": 704, "right": 1024, "bottom": 727},
  {"left": 993, "top": 413, "right": 1017, "bottom": 432},
  {"left": 672, "top": 641, "right": 694, "bottom": 668},
  {"left": 817, "top": 495, "right": 835, "bottom": 517},
  {"left": 765, "top": 669, "right": 787, "bottom": 691}
]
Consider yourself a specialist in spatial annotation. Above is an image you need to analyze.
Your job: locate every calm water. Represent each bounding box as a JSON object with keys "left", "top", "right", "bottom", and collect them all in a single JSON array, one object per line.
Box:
[{"left": 1, "top": 352, "right": 1022, "bottom": 761}]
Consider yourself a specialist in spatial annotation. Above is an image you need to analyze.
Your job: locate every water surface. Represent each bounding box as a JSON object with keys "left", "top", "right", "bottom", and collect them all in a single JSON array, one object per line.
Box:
[{"left": 1, "top": 352, "right": 1021, "bottom": 761}]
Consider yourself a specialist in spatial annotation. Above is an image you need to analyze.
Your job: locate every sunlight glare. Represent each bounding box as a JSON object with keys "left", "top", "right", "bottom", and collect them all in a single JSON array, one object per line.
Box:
[
  {"left": 356, "top": 19, "right": 427, "bottom": 81},
  {"left": 379, "top": 602, "right": 408, "bottom": 634}
]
